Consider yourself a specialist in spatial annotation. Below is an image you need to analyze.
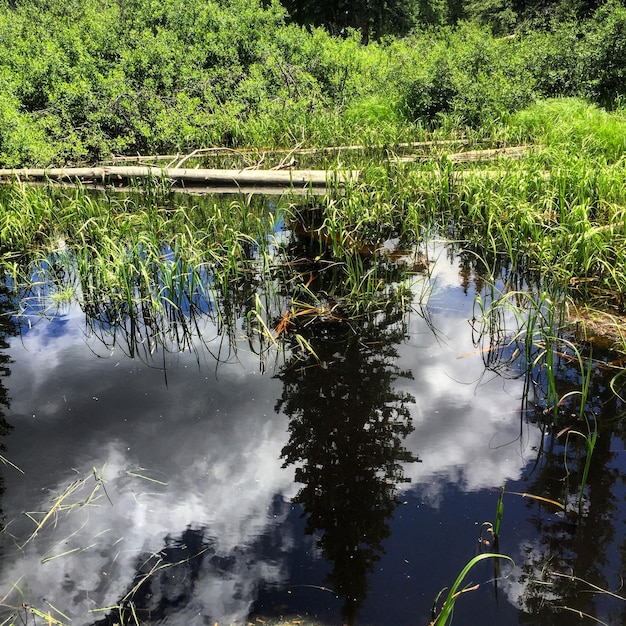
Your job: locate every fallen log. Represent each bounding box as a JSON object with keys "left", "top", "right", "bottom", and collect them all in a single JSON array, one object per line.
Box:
[
  {"left": 0, "top": 166, "right": 360, "bottom": 188},
  {"left": 394, "top": 145, "right": 530, "bottom": 163},
  {"left": 107, "top": 139, "right": 491, "bottom": 164}
]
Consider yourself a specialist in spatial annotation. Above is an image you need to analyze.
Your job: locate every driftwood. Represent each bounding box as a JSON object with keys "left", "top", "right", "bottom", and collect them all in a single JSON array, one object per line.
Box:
[
  {"left": 394, "top": 145, "right": 530, "bottom": 164},
  {"left": 106, "top": 139, "right": 492, "bottom": 165},
  {"left": 0, "top": 166, "right": 360, "bottom": 188}
]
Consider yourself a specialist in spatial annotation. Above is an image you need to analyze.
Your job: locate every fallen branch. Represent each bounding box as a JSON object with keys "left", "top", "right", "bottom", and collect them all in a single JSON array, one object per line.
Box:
[
  {"left": 170, "top": 147, "right": 249, "bottom": 168},
  {"left": 0, "top": 166, "right": 360, "bottom": 188},
  {"left": 107, "top": 139, "right": 491, "bottom": 164},
  {"left": 21, "top": 180, "right": 332, "bottom": 196},
  {"left": 394, "top": 145, "right": 531, "bottom": 163}
]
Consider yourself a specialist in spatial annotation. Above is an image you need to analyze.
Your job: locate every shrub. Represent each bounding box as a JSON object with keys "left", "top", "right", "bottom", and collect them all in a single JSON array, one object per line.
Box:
[
  {"left": 520, "top": 22, "right": 586, "bottom": 99},
  {"left": 399, "top": 23, "right": 536, "bottom": 127},
  {"left": 582, "top": 0, "right": 626, "bottom": 107},
  {"left": 0, "top": 89, "right": 57, "bottom": 166}
]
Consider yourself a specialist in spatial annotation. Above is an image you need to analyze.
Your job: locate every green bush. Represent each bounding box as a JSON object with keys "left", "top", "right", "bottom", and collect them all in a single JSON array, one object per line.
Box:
[
  {"left": 583, "top": 0, "right": 626, "bottom": 106},
  {"left": 519, "top": 23, "right": 586, "bottom": 99},
  {"left": 402, "top": 41, "right": 457, "bottom": 122},
  {"left": 0, "top": 90, "right": 57, "bottom": 166},
  {"left": 0, "top": 0, "right": 625, "bottom": 167},
  {"left": 399, "top": 23, "right": 536, "bottom": 127}
]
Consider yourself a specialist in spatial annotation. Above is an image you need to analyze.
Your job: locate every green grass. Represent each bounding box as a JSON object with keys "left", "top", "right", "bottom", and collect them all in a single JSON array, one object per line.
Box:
[
  {"left": 507, "top": 98, "right": 626, "bottom": 164},
  {"left": 1, "top": 181, "right": 428, "bottom": 362},
  {"left": 430, "top": 553, "right": 515, "bottom": 626}
]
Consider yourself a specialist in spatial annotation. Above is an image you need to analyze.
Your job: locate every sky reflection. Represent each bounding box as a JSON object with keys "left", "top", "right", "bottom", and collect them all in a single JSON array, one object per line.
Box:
[
  {"left": 398, "top": 244, "right": 538, "bottom": 500},
  {"left": 0, "top": 241, "right": 540, "bottom": 625},
  {"left": 3, "top": 317, "right": 299, "bottom": 623}
]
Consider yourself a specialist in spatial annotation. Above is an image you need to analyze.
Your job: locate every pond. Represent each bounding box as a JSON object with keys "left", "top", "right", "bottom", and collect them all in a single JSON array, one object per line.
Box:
[{"left": 0, "top": 191, "right": 625, "bottom": 626}]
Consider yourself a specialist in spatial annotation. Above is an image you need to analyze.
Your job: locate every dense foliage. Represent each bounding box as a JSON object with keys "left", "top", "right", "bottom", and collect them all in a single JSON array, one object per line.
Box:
[{"left": 0, "top": 0, "right": 625, "bottom": 166}]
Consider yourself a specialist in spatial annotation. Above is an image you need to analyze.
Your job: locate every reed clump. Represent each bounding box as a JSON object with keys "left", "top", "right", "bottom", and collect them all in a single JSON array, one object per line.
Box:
[{"left": 1, "top": 181, "right": 431, "bottom": 363}]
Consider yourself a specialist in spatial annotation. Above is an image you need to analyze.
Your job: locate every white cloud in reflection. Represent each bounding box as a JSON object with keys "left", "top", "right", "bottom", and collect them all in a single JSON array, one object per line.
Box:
[
  {"left": 398, "top": 244, "right": 540, "bottom": 502},
  {"left": 4, "top": 311, "right": 301, "bottom": 624},
  {"left": 1, "top": 435, "right": 298, "bottom": 624},
  {"left": 499, "top": 538, "right": 563, "bottom": 614},
  {"left": 2, "top": 241, "right": 541, "bottom": 623}
]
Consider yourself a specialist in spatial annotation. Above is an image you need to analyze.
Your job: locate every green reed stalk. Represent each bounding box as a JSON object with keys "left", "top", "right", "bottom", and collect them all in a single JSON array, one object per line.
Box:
[
  {"left": 431, "top": 553, "right": 514, "bottom": 626},
  {"left": 494, "top": 485, "right": 505, "bottom": 540}
]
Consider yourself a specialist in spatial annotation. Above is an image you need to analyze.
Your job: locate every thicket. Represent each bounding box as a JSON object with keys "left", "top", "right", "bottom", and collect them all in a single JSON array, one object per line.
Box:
[{"left": 0, "top": 0, "right": 625, "bottom": 167}]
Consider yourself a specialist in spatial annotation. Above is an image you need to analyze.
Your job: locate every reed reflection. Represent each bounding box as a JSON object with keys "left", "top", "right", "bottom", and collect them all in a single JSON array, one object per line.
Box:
[
  {"left": 13, "top": 242, "right": 275, "bottom": 367},
  {"left": 5, "top": 191, "right": 288, "bottom": 367},
  {"left": 276, "top": 232, "right": 421, "bottom": 624},
  {"left": 463, "top": 251, "right": 626, "bottom": 623}
]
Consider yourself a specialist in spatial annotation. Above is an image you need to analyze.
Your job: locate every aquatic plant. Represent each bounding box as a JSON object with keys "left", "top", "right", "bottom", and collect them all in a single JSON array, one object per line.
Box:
[
  {"left": 1, "top": 181, "right": 432, "bottom": 365},
  {"left": 469, "top": 271, "right": 612, "bottom": 517},
  {"left": 430, "top": 553, "right": 515, "bottom": 626}
]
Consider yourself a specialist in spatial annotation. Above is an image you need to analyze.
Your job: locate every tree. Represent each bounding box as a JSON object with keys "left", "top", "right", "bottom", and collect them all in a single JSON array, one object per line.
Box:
[{"left": 280, "top": 0, "right": 418, "bottom": 41}]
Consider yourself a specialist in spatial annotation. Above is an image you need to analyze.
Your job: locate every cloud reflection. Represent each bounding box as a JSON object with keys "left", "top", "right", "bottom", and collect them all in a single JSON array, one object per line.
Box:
[
  {"left": 398, "top": 244, "right": 540, "bottom": 501},
  {"left": 4, "top": 316, "right": 299, "bottom": 624},
  {"left": 4, "top": 440, "right": 298, "bottom": 623},
  {"left": 1, "top": 242, "right": 539, "bottom": 623}
]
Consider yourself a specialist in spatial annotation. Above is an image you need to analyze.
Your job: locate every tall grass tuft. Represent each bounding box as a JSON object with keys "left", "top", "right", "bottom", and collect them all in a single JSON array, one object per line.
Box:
[{"left": 430, "top": 553, "right": 515, "bottom": 626}]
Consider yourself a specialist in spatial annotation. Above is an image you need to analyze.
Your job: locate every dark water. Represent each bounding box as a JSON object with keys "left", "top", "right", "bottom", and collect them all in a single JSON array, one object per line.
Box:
[{"left": 1, "top": 239, "right": 625, "bottom": 626}]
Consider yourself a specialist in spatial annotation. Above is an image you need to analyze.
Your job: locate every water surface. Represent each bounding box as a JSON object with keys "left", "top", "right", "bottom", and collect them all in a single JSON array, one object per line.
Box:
[{"left": 1, "top": 238, "right": 625, "bottom": 626}]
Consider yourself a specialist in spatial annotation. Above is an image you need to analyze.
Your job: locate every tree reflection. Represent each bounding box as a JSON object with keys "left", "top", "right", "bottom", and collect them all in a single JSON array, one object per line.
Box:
[
  {"left": 276, "top": 234, "right": 420, "bottom": 624},
  {"left": 513, "top": 363, "right": 625, "bottom": 625},
  {"left": 90, "top": 522, "right": 290, "bottom": 626},
  {"left": 0, "top": 281, "right": 17, "bottom": 526},
  {"left": 455, "top": 245, "right": 626, "bottom": 623},
  {"left": 2, "top": 194, "right": 429, "bottom": 624},
  {"left": 90, "top": 526, "right": 214, "bottom": 625}
]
